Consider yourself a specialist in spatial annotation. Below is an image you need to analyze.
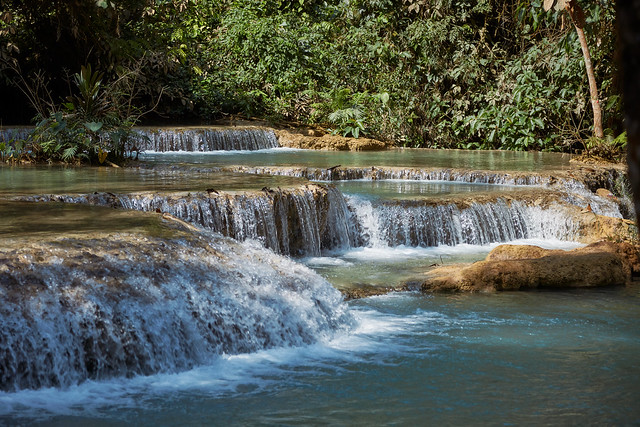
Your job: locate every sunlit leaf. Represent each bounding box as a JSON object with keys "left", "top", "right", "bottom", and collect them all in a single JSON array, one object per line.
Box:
[
  {"left": 98, "top": 148, "right": 108, "bottom": 164},
  {"left": 554, "top": 0, "right": 568, "bottom": 11}
]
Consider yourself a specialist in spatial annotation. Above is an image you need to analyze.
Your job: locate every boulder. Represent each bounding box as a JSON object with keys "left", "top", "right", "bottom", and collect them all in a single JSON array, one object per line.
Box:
[{"left": 422, "top": 241, "right": 640, "bottom": 292}]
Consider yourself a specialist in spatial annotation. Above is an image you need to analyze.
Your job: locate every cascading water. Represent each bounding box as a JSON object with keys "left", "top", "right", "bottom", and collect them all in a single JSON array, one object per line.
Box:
[
  {"left": 135, "top": 127, "right": 279, "bottom": 152},
  {"left": 0, "top": 128, "right": 32, "bottom": 143},
  {"left": 21, "top": 185, "right": 361, "bottom": 257},
  {"left": 0, "top": 127, "right": 280, "bottom": 152},
  {"left": 0, "top": 230, "right": 353, "bottom": 391},
  {"left": 1, "top": 145, "right": 637, "bottom": 424},
  {"left": 21, "top": 185, "right": 596, "bottom": 256},
  {"left": 344, "top": 196, "right": 582, "bottom": 248}
]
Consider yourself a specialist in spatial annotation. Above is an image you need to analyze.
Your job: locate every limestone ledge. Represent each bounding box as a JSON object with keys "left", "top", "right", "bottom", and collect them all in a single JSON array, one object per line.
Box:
[
  {"left": 421, "top": 240, "right": 640, "bottom": 293},
  {"left": 275, "top": 129, "right": 391, "bottom": 151}
]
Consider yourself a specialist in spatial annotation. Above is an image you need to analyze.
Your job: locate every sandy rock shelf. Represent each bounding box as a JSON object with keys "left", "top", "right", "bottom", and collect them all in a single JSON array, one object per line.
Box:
[{"left": 421, "top": 240, "right": 640, "bottom": 293}]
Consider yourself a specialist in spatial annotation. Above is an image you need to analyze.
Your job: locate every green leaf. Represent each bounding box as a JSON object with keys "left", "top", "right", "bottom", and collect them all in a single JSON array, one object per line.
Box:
[
  {"left": 62, "top": 146, "right": 77, "bottom": 162},
  {"left": 84, "top": 122, "right": 103, "bottom": 132}
]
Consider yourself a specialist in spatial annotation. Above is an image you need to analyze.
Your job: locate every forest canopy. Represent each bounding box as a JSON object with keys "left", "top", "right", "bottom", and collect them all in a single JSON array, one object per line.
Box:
[{"left": 0, "top": 0, "right": 621, "bottom": 151}]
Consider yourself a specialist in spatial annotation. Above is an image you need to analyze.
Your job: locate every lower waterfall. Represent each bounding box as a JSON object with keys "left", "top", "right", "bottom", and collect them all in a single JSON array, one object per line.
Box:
[{"left": 0, "top": 231, "right": 353, "bottom": 392}]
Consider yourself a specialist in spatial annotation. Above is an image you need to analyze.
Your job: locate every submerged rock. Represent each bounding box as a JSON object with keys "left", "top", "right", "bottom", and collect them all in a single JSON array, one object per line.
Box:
[{"left": 421, "top": 241, "right": 640, "bottom": 292}]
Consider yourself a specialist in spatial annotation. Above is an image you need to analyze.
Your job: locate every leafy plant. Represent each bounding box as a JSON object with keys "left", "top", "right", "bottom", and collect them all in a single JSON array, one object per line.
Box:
[
  {"left": 0, "top": 136, "right": 32, "bottom": 163},
  {"left": 27, "top": 64, "right": 146, "bottom": 164},
  {"left": 328, "top": 107, "right": 365, "bottom": 138},
  {"left": 582, "top": 131, "right": 627, "bottom": 162}
]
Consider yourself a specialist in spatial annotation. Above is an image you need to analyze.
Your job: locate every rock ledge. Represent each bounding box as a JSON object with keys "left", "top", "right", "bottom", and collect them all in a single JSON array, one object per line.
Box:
[{"left": 421, "top": 241, "right": 640, "bottom": 292}]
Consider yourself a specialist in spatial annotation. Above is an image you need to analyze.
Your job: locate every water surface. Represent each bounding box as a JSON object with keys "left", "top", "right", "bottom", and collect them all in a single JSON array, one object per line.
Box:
[
  {"left": 140, "top": 147, "right": 572, "bottom": 172},
  {"left": 4, "top": 288, "right": 638, "bottom": 425},
  {"left": 331, "top": 179, "right": 526, "bottom": 201},
  {"left": 0, "top": 165, "right": 306, "bottom": 196},
  {"left": 0, "top": 143, "right": 635, "bottom": 426}
]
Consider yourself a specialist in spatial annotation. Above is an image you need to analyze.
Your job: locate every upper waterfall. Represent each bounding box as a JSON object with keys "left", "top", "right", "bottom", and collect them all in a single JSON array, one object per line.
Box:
[{"left": 135, "top": 127, "right": 280, "bottom": 152}]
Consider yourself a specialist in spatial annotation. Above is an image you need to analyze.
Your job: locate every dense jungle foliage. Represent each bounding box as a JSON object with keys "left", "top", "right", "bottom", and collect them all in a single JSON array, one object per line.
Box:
[{"left": 0, "top": 0, "right": 622, "bottom": 158}]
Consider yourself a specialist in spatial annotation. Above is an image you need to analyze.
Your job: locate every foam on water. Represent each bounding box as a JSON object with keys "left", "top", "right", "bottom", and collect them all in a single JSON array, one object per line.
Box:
[
  {"left": 141, "top": 147, "right": 300, "bottom": 156},
  {"left": 0, "top": 231, "right": 354, "bottom": 393},
  {"left": 306, "top": 238, "right": 584, "bottom": 265},
  {"left": 0, "top": 299, "right": 414, "bottom": 420},
  {"left": 2, "top": 278, "right": 638, "bottom": 425}
]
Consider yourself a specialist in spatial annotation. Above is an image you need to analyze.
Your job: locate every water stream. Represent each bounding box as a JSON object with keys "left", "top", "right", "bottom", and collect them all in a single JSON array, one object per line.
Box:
[{"left": 0, "top": 127, "right": 638, "bottom": 424}]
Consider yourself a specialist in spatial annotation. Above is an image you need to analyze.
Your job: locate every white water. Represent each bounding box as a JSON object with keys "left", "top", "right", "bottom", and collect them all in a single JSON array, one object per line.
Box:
[
  {"left": 345, "top": 195, "right": 585, "bottom": 248},
  {"left": 0, "top": 311, "right": 380, "bottom": 419},
  {"left": 135, "top": 128, "right": 279, "bottom": 152},
  {"left": 0, "top": 139, "right": 637, "bottom": 424},
  {"left": 308, "top": 238, "right": 585, "bottom": 264},
  {"left": 141, "top": 147, "right": 300, "bottom": 156},
  {"left": 19, "top": 184, "right": 614, "bottom": 256},
  {"left": 0, "top": 232, "right": 353, "bottom": 392},
  {"left": 4, "top": 288, "right": 639, "bottom": 425}
]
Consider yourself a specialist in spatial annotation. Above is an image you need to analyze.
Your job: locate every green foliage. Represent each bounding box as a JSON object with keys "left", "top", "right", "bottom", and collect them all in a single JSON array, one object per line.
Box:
[
  {"left": 582, "top": 131, "right": 627, "bottom": 162},
  {"left": 0, "top": 138, "right": 30, "bottom": 163},
  {"left": 28, "top": 65, "right": 142, "bottom": 164},
  {"left": 1, "top": 0, "right": 622, "bottom": 152}
]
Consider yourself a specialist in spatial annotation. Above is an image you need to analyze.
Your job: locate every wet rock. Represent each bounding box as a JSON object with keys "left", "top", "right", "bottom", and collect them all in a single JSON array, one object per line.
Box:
[
  {"left": 275, "top": 129, "right": 391, "bottom": 151},
  {"left": 340, "top": 284, "right": 410, "bottom": 300},
  {"left": 421, "top": 241, "right": 640, "bottom": 292}
]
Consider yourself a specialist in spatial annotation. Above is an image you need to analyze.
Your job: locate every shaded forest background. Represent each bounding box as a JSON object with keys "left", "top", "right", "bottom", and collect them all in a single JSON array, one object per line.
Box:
[{"left": 0, "top": 0, "right": 621, "bottom": 151}]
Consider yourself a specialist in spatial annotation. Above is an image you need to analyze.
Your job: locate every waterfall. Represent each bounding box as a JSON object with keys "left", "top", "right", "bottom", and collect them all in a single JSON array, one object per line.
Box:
[
  {"left": 345, "top": 196, "right": 580, "bottom": 248},
  {"left": 0, "top": 231, "right": 353, "bottom": 391},
  {"left": 228, "top": 165, "right": 553, "bottom": 185},
  {"left": 0, "top": 127, "right": 280, "bottom": 152},
  {"left": 23, "top": 185, "right": 360, "bottom": 257},
  {"left": 0, "top": 127, "right": 32, "bottom": 143},
  {"left": 135, "top": 128, "right": 279, "bottom": 152},
  {"left": 20, "top": 184, "right": 594, "bottom": 255}
]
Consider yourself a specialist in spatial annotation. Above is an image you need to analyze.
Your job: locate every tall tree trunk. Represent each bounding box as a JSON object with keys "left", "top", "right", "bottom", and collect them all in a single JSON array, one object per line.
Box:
[{"left": 567, "top": 2, "right": 604, "bottom": 138}]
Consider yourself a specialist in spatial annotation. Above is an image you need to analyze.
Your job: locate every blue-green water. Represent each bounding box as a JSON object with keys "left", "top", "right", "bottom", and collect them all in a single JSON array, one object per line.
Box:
[
  {"left": 0, "top": 146, "right": 637, "bottom": 425},
  {"left": 0, "top": 164, "right": 305, "bottom": 196},
  {"left": 6, "top": 289, "right": 639, "bottom": 425},
  {"left": 140, "top": 147, "right": 572, "bottom": 172}
]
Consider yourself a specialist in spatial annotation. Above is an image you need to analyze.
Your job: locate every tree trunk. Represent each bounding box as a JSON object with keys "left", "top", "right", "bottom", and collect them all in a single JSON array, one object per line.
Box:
[{"left": 568, "top": 5, "right": 604, "bottom": 138}]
